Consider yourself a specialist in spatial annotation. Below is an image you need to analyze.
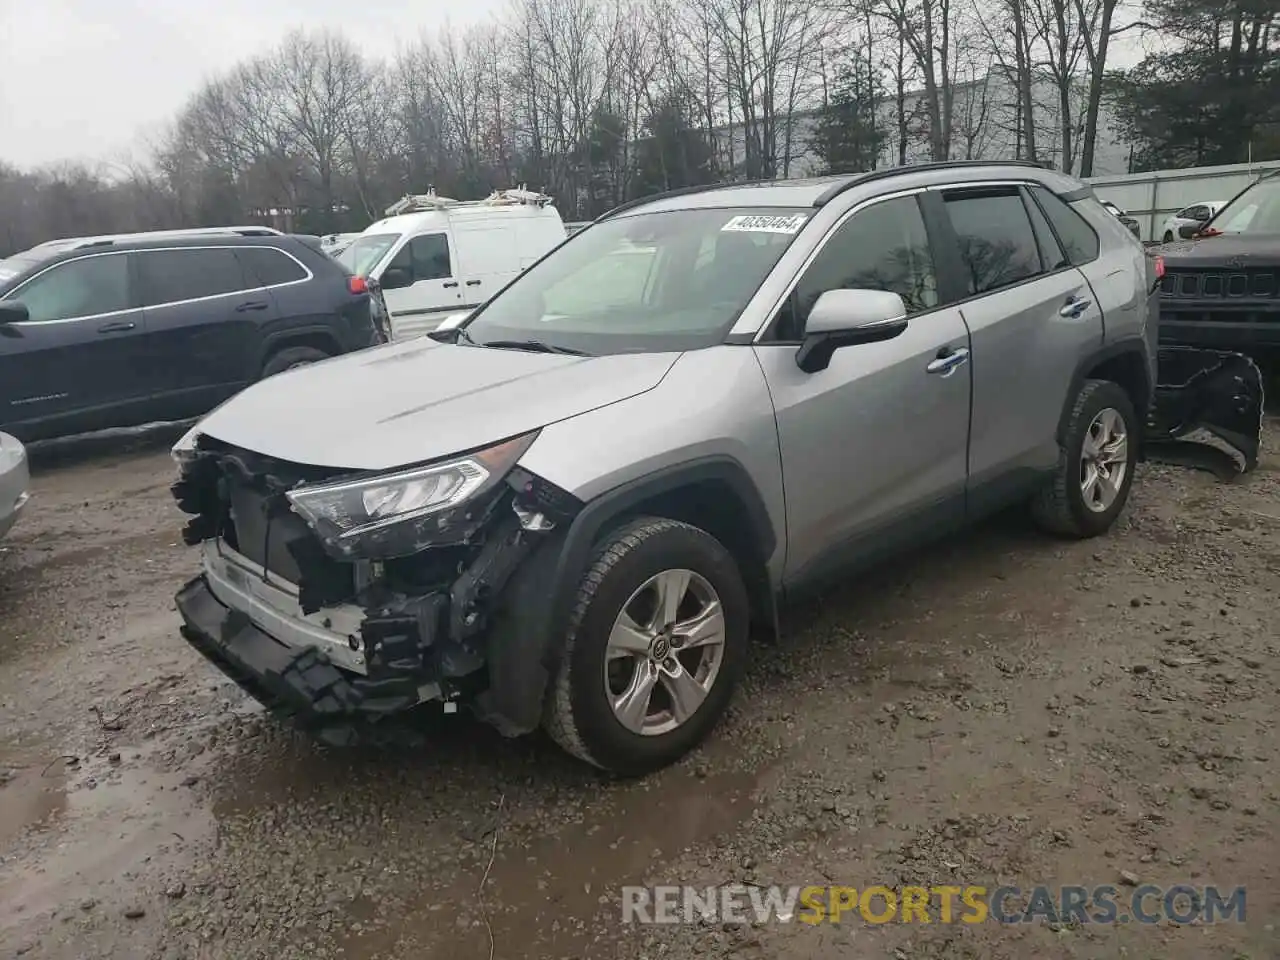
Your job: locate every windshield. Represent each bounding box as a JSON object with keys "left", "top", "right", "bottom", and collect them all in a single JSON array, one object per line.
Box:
[
  {"left": 461, "top": 207, "right": 809, "bottom": 355},
  {"left": 1205, "top": 176, "right": 1280, "bottom": 235},
  {"left": 336, "top": 233, "right": 398, "bottom": 276}
]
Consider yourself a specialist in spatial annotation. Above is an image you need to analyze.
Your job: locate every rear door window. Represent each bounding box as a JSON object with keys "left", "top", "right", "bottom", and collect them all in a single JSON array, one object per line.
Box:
[
  {"left": 237, "top": 246, "right": 307, "bottom": 286},
  {"left": 942, "top": 187, "right": 1043, "bottom": 296},
  {"left": 138, "top": 248, "right": 253, "bottom": 306},
  {"left": 8, "top": 253, "right": 133, "bottom": 322}
]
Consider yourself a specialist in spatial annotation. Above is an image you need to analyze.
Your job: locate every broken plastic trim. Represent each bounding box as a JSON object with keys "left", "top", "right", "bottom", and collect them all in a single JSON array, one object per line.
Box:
[{"left": 1146, "top": 346, "right": 1265, "bottom": 477}]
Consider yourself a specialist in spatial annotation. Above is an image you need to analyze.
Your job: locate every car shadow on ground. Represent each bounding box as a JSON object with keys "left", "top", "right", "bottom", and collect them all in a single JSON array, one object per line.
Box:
[{"left": 22, "top": 420, "right": 192, "bottom": 474}]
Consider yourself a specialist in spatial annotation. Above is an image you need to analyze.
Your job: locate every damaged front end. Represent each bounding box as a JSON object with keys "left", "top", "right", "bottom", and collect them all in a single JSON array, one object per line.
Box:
[
  {"left": 170, "top": 431, "right": 580, "bottom": 745},
  {"left": 1147, "top": 346, "right": 1266, "bottom": 477}
]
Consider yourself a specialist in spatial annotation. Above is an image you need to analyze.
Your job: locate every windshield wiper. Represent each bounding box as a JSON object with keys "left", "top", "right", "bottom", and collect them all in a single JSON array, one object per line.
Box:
[{"left": 479, "top": 338, "right": 589, "bottom": 356}]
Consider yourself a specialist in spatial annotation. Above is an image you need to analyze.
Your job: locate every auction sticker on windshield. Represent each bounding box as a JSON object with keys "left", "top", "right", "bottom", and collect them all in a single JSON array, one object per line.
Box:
[{"left": 721, "top": 214, "right": 808, "bottom": 234}]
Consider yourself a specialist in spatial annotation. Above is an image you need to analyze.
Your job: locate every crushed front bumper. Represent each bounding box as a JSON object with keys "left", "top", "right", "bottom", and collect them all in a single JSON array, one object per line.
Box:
[{"left": 176, "top": 575, "right": 439, "bottom": 744}]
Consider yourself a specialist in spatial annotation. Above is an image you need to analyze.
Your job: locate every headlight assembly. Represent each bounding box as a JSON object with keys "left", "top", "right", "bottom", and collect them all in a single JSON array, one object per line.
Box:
[{"left": 286, "top": 432, "right": 538, "bottom": 559}]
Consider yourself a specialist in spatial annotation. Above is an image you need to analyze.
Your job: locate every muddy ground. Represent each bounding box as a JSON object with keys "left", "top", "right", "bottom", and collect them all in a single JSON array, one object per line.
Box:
[{"left": 1, "top": 423, "right": 1278, "bottom": 960}]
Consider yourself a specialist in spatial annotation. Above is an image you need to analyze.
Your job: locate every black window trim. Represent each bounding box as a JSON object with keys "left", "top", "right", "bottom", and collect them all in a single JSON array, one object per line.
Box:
[
  {"left": 925, "top": 179, "right": 1094, "bottom": 309},
  {"left": 751, "top": 186, "right": 948, "bottom": 345},
  {"left": 134, "top": 243, "right": 314, "bottom": 310},
  {"left": 0, "top": 249, "right": 138, "bottom": 325}
]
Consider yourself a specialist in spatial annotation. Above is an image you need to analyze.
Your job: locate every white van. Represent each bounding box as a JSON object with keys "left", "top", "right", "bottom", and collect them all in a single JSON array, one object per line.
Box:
[{"left": 337, "top": 189, "right": 567, "bottom": 339}]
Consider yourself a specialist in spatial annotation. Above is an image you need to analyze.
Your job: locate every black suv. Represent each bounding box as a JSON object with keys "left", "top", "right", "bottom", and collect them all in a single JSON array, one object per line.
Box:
[
  {"left": 0, "top": 231, "right": 388, "bottom": 442},
  {"left": 1158, "top": 170, "right": 1280, "bottom": 349}
]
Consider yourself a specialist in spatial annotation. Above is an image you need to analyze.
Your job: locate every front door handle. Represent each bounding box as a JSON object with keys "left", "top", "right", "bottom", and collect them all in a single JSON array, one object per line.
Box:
[
  {"left": 98, "top": 320, "right": 136, "bottom": 333},
  {"left": 926, "top": 346, "right": 970, "bottom": 376},
  {"left": 1059, "top": 296, "right": 1092, "bottom": 319},
  {"left": 443, "top": 281, "right": 460, "bottom": 289},
  {"left": 466, "top": 279, "right": 482, "bottom": 287},
  {"left": 236, "top": 301, "right": 269, "bottom": 312}
]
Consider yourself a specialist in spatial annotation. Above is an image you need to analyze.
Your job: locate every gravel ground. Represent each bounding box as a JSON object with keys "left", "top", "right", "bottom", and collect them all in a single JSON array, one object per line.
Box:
[{"left": 1, "top": 422, "right": 1277, "bottom": 960}]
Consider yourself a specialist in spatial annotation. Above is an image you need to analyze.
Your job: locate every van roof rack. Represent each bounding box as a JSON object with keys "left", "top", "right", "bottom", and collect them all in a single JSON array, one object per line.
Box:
[{"left": 384, "top": 186, "right": 554, "bottom": 217}]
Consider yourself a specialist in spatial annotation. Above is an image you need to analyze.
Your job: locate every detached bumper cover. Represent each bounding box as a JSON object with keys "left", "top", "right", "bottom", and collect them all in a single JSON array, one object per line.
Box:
[
  {"left": 1147, "top": 346, "right": 1265, "bottom": 476},
  {"left": 176, "top": 576, "right": 428, "bottom": 742}
]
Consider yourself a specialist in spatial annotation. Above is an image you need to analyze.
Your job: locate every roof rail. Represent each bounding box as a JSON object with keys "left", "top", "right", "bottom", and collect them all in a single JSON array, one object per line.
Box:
[
  {"left": 595, "top": 178, "right": 779, "bottom": 222},
  {"left": 813, "top": 159, "right": 1058, "bottom": 207},
  {"left": 385, "top": 186, "right": 554, "bottom": 217},
  {"left": 46, "top": 225, "right": 285, "bottom": 250}
]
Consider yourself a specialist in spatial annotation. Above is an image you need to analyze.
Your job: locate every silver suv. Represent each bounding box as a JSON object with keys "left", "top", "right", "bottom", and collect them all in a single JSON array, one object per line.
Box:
[{"left": 172, "top": 161, "right": 1157, "bottom": 775}]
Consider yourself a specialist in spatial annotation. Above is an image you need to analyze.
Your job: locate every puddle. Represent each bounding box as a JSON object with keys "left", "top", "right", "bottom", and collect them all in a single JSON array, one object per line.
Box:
[
  {"left": 334, "top": 767, "right": 764, "bottom": 958},
  {"left": 0, "top": 743, "right": 215, "bottom": 934}
]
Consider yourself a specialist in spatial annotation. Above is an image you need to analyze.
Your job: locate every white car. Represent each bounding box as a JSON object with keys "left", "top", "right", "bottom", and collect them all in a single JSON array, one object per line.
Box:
[
  {"left": 1159, "top": 201, "right": 1225, "bottom": 243},
  {"left": 0, "top": 431, "right": 29, "bottom": 540}
]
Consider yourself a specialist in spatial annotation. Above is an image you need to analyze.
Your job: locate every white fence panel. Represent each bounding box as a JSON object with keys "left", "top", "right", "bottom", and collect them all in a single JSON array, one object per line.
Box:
[{"left": 1086, "top": 161, "right": 1280, "bottom": 242}]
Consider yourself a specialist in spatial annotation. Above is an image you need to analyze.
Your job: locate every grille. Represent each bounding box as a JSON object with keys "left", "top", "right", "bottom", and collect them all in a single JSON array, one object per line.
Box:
[{"left": 1161, "top": 268, "right": 1277, "bottom": 299}]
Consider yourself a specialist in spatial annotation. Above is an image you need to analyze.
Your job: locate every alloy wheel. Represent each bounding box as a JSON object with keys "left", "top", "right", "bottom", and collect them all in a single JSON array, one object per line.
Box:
[
  {"left": 1080, "top": 406, "right": 1129, "bottom": 513},
  {"left": 604, "top": 569, "right": 726, "bottom": 736}
]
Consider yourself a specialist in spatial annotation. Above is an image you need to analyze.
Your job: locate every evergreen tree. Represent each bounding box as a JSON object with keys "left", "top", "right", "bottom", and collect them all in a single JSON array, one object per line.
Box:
[
  {"left": 1111, "top": 0, "right": 1278, "bottom": 170},
  {"left": 809, "top": 55, "right": 887, "bottom": 175},
  {"left": 633, "top": 95, "right": 717, "bottom": 198}
]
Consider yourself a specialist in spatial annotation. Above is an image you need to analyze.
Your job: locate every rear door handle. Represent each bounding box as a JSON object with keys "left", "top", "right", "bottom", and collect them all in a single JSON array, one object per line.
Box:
[
  {"left": 236, "top": 301, "right": 269, "bottom": 312},
  {"left": 1059, "top": 296, "right": 1092, "bottom": 319},
  {"left": 443, "top": 281, "right": 460, "bottom": 289},
  {"left": 466, "top": 279, "right": 482, "bottom": 287},
  {"left": 98, "top": 320, "right": 136, "bottom": 333},
  {"left": 926, "top": 346, "right": 970, "bottom": 376}
]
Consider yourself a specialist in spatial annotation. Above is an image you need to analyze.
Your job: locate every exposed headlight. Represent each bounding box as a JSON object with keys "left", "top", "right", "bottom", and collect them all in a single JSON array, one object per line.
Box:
[{"left": 286, "top": 432, "right": 538, "bottom": 559}]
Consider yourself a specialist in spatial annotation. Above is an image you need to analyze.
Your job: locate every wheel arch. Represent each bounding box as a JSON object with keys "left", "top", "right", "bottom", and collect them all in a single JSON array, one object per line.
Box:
[
  {"left": 1058, "top": 339, "right": 1152, "bottom": 449},
  {"left": 258, "top": 328, "right": 342, "bottom": 371},
  {"left": 475, "top": 456, "right": 778, "bottom": 737}
]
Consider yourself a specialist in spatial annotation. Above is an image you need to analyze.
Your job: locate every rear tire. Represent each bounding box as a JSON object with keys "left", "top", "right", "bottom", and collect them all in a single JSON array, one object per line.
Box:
[
  {"left": 1031, "top": 379, "right": 1138, "bottom": 539},
  {"left": 261, "top": 346, "right": 330, "bottom": 378},
  {"left": 543, "top": 516, "right": 749, "bottom": 776}
]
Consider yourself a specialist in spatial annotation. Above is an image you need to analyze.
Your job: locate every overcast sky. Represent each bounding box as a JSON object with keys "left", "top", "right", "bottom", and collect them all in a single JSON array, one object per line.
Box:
[
  {"left": 0, "top": 0, "right": 506, "bottom": 169},
  {"left": 2, "top": 0, "right": 1156, "bottom": 172}
]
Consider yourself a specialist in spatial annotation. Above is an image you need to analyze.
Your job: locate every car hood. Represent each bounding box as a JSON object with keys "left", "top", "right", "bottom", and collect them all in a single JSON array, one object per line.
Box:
[
  {"left": 1159, "top": 234, "right": 1280, "bottom": 268},
  {"left": 196, "top": 338, "right": 680, "bottom": 471}
]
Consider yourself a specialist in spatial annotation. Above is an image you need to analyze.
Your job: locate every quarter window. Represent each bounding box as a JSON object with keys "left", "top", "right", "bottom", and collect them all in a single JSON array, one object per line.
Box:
[
  {"left": 237, "top": 246, "right": 307, "bottom": 286},
  {"left": 772, "top": 195, "right": 938, "bottom": 341},
  {"left": 942, "top": 187, "right": 1043, "bottom": 296},
  {"left": 1028, "top": 185, "right": 1100, "bottom": 266},
  {"left": 138, "top": 248, "right": 253, "bottom": 306},
  {"left": 8, "top": 253, "right": 132, "bottom": 322}
]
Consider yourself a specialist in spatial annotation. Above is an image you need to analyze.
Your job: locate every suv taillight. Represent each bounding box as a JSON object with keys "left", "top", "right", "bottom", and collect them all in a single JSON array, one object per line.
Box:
[
  {"left": 1153, "top": 255, "right": 1165, "bottom": 279},
  {"left": 348, "top": 276, "right": 368, "bottom": 295}
]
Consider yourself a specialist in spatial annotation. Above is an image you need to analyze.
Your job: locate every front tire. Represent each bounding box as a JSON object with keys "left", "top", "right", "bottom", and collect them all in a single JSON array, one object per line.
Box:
[
  {"left": 1031, "top": 379, "right": 1138, "bottom": 539},
  {"left": 543, "top": 517, "right": 749, "bottom": 776},
  {"left": 1163, "top": 230, "right": 1175, "bottom": 243}
]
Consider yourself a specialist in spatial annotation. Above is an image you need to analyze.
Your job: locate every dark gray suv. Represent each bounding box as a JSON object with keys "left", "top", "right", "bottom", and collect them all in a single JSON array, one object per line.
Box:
[{"left": 0, "top": 230, "right": 387, "bottom": 442}]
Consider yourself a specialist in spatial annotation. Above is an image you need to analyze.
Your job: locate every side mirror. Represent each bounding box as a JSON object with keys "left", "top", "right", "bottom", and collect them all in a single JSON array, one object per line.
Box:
[
  {"left": 0, "top": 301, "right": 29, "bottom": 326},
  {"left": 380, "top": 266, "right": 413, "bottom": 290},
  {"left": 1178, "top": 223, "right": 1201, "bottom": 240},
  {"left": 796, "top": 289, "right": 909, "bottom": 374}
]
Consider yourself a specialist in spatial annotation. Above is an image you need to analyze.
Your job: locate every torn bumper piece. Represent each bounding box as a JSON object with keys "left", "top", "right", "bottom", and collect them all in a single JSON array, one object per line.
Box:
[
  {"left": 176, "top": 575, "right": 439, "bottom": 745},
  {"left": 1146, "top": 346, "right": 1265, "bottom": 476}
]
